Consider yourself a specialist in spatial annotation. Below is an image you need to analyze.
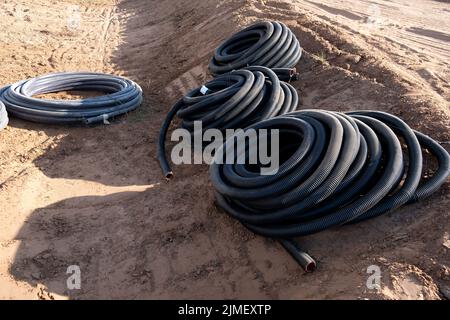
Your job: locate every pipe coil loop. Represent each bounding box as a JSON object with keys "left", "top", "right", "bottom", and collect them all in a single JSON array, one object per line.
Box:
[
  {"left": 157, "top": 66, "right": 300, "bottom": 178},
  {"left": 209, "top": 21, "right": 302, "bottom": 75},
  {"left": 0, "top": 72, "right": 143, "bottom": 125},
  {"left": 210, "top": 110, "right": 450, "bottom": 271}
]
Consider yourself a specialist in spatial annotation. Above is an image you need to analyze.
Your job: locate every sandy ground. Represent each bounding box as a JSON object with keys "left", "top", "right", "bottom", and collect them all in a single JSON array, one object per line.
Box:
[{"left": 0, "top": 0, "right": 449, "bottom": 299}]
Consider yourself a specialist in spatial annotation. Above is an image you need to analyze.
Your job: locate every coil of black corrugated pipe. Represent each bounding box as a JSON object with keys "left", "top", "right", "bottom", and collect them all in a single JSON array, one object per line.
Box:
[
  {"left": 209, "top": 21, "right": 302, "bottom": 75},
  {"left": 157, "top": 66, "right": 299, "bottom": 178},
  {"left": 0, "top": 72, "right": 143, "bottom": 125},
  {"left": 210, "top": 110, "right": 450, "bottom": 272},
  {"left": 0, "top": 101, "right": 8, "bottom": 130}
]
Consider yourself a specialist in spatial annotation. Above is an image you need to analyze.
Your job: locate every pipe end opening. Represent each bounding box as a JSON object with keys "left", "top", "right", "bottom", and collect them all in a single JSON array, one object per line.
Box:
[
  {"left": 165, "top": 172, "right": 174, "bottom": 180},
  {"left": 305, "top": 261, "right": 316, "bottom": 273}
]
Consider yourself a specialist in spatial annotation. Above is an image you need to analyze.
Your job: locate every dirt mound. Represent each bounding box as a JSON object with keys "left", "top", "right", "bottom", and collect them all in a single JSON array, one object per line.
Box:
[{"left": 0, "top": 0, "right": 448, "bottom": 299}]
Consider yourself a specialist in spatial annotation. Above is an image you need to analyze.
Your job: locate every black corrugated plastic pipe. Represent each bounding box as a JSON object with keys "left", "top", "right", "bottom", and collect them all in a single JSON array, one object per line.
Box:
[
  {"left": 210, "top": 110, "right": 450, "bottom": 271},
  {"left": 0, "top": 72, "right": 142, "bottom": 125},
  {"left": 209, "top": 21, "right": 302, "bottom": 75},
  {"left": 157, "top": 66, "right": 299, "bottom": 178}
]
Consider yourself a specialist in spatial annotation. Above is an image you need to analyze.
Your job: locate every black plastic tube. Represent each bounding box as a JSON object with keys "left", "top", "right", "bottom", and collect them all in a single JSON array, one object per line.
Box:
[
  {"left": 0, "top": 72, "right": 143, "bottom": 124},
  {"left": 0, "top": 101, "right": 8, "bottom": 130},
  {"left": 209, "top": 21, "right": 302, "bottom": 75},
  {"left": 272, "top": 68, "right": 300, "bottom": 82},
  {"left": 157, "top": 66, "right": 299, "bottom": 178},
  {"left": 280, "top": 239, "right": 316, "bottom": 272},
  {"left": 210, "top": 110, "right": 450, "bottom": 271}
]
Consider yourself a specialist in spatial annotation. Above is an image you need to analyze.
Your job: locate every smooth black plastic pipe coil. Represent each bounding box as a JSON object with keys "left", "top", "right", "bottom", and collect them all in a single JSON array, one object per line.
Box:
[
  {"left": 0, "top": 101, "right": 8, "bottom": 130},
  {"left": 157, "top": 66, "right": 299, "bottom": 178},
  {"left": 210, "top": 110, "right": 450, "bottom": 272},
  {"left": 0, "top": 72, "right": 143, "bottom": 125},
  {"left": 209, "top": 21, "right": 302, "bottom": 75}
]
